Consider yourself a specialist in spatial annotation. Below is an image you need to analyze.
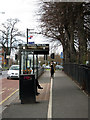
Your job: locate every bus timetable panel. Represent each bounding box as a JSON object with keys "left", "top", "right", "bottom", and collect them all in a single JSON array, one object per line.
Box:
[{"left": 19, "top": 44, "right": 49, "bottom": 54}]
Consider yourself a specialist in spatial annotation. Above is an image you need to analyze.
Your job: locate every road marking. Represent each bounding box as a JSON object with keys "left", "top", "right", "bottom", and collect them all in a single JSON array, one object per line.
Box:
[
  {"left": 0, "top": 89, "right": 19, "bottom": 105},
  {"left": 45, "top": 83, "right": 50, "bottom": 101},
  {"left": 47, "top": 77, "right": 53, "bottom": 119}
]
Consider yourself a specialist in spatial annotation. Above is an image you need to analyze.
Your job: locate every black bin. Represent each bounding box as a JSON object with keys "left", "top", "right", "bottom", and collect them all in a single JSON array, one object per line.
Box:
[{"left": 19, "top": 74, "right": 36, "bottom": 104}]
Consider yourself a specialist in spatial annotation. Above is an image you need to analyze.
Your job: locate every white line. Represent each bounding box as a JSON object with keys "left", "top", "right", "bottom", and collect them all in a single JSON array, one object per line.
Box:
[
  {"left": 47, "top": 77, "right": 53, "bottom": 119},
  {"left": 45, "top": 83, "right": 49, "bottom": 100}
]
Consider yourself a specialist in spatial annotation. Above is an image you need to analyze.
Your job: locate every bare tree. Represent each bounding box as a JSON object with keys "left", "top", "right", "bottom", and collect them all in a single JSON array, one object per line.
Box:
[
  {"left": 0, "top": 18, "right": 25, "bottom": 56},
  {"left": 39, "top": 2, "right": 90, "bottom": 64}
]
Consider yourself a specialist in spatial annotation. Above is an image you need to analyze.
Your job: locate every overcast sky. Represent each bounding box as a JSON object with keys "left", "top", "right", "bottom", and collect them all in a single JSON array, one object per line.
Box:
[
  {"left": 0, "top": 0, "right": 40, "bottom": 30},
  {"left": 0, "top": 0, "right": 63, "bottom": 55}
]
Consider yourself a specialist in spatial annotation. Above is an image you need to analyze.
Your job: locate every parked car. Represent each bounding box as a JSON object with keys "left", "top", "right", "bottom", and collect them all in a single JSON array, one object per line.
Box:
[
  {"left": 7, "top": 65, "right": 19, "bottom": 79},
  {"left": 42, "top": 64, "right": 51, "bottom": 69},
  {"left": 42, "top": 64, "right": 46, "bottom": 68},
  {"left": 45, "top": 65, "right": 51, "bottom": 69},
  {"left": 55, "top": 65, "right": 63, "bottom": 70}
]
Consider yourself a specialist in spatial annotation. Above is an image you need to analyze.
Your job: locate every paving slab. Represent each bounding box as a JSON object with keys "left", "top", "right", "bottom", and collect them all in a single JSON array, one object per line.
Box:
[{"left": 53, "top": 71, "right": 88, "bottom": 119}]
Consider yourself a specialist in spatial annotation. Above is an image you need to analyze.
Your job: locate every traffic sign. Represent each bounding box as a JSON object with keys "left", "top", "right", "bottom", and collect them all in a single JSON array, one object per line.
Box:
[
  {"left": 60, "top": 52, "right": 63, "bottom": 59},
  {"left": 28, "top": 42, "right": 35, "bottom": 44}
]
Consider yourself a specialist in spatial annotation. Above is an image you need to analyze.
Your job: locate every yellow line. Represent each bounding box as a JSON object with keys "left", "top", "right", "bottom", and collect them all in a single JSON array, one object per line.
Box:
[{"left": 0, "top": 89, "right": 19, "bottom": 105}]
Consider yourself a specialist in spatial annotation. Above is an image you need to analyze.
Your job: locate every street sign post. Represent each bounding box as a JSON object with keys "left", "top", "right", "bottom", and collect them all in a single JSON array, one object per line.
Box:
[
  {"left": 60, "top": 52, "right": 63, "bottom": 65},
  {"left": 60, "top": 52, "right": 63, "bottom": 59}
]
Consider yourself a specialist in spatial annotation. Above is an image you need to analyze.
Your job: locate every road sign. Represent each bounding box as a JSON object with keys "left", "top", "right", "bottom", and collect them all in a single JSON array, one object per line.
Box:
[
  {"left": 28, "top": 42, "right": 35, "bottom": 44},
  {"left": 60, "top": 52, "right": 63, "bottom": 59}
]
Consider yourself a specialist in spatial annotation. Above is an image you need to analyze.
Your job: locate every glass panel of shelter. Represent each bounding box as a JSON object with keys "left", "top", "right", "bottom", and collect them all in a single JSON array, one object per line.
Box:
[
  {"left": 21, "top": 51, "right": 33, "bottom": 75},
  {"left": 20, "top": 51, "right": 38, "bottom": 78}
]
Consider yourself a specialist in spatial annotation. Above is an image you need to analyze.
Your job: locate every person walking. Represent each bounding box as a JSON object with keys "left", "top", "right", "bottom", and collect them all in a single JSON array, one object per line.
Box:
[{"left": 50, "top": 61, "right": 55, "bottom": 79}]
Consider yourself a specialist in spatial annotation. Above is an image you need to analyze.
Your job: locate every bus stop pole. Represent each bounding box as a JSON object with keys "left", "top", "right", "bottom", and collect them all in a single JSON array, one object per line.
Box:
[{"left": 27, "top": 28, "right": 28, "bottom": 44}]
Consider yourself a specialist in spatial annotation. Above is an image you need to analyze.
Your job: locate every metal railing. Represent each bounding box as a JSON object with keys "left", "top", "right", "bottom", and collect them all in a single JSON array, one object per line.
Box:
[
  {"left": 64, "top": 63, "right": 90, "bottom": 94},
  {"left": 38, "top": 67, "right": 44, "bottom": 77},
  {"left": 35, "top": 67, "right": 44, "bottom": 79}
]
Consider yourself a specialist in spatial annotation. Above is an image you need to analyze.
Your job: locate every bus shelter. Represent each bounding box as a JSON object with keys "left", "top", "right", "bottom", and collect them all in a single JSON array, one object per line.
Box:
[{"left": 19, "top": 44, "right": 49, "bottom": 104}]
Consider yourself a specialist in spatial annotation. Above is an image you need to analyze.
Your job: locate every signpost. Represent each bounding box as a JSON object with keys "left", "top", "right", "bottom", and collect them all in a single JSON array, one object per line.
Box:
[
  {"left": 60, "top": 52, "right": 63, "bottom": 65},
  {"left": 0, "top": 57, "right": 2, "bottom": 66},
  {"left": 27, "top": 28, "right": 35, "bottom": 44},
  {"left": 60, "top": 52, "right": 63, "bottom": 59}
]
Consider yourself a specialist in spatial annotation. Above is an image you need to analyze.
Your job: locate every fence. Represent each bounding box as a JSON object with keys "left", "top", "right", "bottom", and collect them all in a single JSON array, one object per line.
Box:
[
  {"left": 35, "top": 67, "right": 44, "bottom": 79},
  {"left": 64, "top": 63, "right": 90, "bottom": 94}
]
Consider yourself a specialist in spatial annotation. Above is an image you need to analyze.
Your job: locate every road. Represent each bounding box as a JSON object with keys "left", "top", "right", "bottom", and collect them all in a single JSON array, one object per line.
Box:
[{"left": 0, "top": 71, "right": 19, "bottom": 104}]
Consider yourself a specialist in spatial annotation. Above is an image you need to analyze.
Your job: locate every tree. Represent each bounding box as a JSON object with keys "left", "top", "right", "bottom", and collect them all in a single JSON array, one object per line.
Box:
[
  {"left": 39, "top": 2, "right": 90, "bottom": 64},
  {"left": 0, "top": 18, "right": 25, "bottom": 56}
]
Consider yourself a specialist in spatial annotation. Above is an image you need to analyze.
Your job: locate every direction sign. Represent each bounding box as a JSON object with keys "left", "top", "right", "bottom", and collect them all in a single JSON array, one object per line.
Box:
[{"left": 60, "top": 52, "right": 63, "bottom": 59}]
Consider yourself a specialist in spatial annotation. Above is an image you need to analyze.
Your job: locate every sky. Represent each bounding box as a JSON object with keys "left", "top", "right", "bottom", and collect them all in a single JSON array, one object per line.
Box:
[
  {"left": 0, "top": 0, "right": 40, "bottom": 31},
  {"left": 0, "top": 0, "right": 63, "bottom": 55}
]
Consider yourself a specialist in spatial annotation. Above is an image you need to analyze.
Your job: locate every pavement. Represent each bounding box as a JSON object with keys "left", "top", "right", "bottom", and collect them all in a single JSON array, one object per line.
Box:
[{"left": 1, "top": 70, "right": 89, "bottom": 120}]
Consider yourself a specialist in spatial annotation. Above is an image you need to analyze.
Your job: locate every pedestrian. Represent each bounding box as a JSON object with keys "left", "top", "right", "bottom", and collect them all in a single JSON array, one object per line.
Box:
[{"left": 50, "top": 61, "right": 55, "bottom": 79}]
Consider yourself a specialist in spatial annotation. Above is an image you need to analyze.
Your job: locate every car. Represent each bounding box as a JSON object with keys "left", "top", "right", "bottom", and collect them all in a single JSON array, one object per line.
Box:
[
  {"left": 42, "top": 64, "right": 46, "bottom": 68},
  {"left": 45, "top": 65, "right": 51, "bottom": 69},
  {"left": 7, "top": 65, "right": 19, "bottom": 79},
  {"left": 55, "top": 65, "right": 63, "bottom": 70}
]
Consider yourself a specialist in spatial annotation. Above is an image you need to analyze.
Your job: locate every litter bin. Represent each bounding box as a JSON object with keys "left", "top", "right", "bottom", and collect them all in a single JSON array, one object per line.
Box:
[{"left": 19, "top": 74, "right": 36, "bottom": 104}]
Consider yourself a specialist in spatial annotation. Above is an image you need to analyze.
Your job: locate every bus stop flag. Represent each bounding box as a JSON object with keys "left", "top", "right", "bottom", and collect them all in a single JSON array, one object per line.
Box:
[{"left": 28, "top": 36, "right": 33, "bottom": 39}]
